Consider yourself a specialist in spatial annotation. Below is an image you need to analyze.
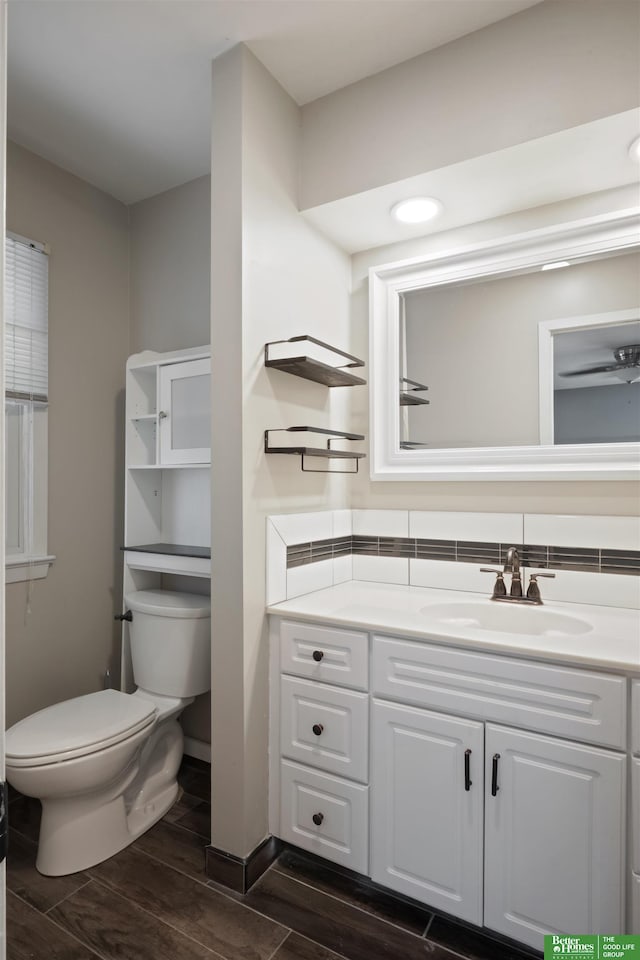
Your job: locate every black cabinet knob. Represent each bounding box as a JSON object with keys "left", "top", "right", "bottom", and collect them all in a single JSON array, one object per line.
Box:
[
  {"left": 312, "top": 724, "right": 324, "bottom": 737},
  {"left": 312, "top": 650, "right": 324, "bottom": 662},
  {"left": 312, "top": 812, "right": 324, "bottom": 826}
]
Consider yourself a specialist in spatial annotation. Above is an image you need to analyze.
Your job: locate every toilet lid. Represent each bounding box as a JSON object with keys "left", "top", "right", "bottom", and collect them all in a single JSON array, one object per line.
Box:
[{"left": 6, "top": 689, "right": 157, "bottom": 767}]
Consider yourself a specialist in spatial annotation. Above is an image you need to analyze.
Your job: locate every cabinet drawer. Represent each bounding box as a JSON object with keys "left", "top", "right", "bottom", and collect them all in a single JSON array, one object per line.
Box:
[
  {"left": 281, "top": 676, "right": 368, "bottom": 783},
  {"left": 633, "top": 758, "right": 640, "bottom": 875},
  {"left": 633, "top": 682, "right": 640, "bottom": 756},
  {"left": 280, "top": 620, "right": 368, "bottom": 690},
  {"left": 279, "top": 759, "right": 368, "bottom": 874},
  {"left": 373, "top": 635, "right": 626, "bottom": 749}
]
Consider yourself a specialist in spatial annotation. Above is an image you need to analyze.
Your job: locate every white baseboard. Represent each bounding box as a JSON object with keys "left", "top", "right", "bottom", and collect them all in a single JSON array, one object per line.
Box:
[{"left": 183, "top": 736, "right": 211, "bottom": 763}]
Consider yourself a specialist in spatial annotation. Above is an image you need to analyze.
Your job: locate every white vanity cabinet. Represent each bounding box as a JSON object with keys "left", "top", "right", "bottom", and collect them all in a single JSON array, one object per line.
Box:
[
  {"left": 631, "top": 681, "right": 640, "bottom": 934},
  {"left": 371, "top": 704, "right": 625, "bottom": 947},
  {"left": 370, "top": 634, "right": 626, "bottom": 949},
  {"left": 276, "top": 620, "right": 370, "bottom": 873},
  {"left": 270, "top": 616, "right": 634, "bottom": 950}
]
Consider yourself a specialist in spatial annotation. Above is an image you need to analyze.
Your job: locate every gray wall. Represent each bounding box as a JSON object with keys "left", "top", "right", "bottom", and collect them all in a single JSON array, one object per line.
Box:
[
  {"left": 5, "top": 142, "right": 130, "bottom": 727},
  {"left": 555, "top": 383, "right": 640, "bottom": 445},
  {"left": 129, "top": 175, "right": 211, "bottom": 353},
  {"left": 300, "top": 0, "right": 640, "bottom": 207},
  {"left": 5, "top": 149, "right": 213, "bottom": 743}
]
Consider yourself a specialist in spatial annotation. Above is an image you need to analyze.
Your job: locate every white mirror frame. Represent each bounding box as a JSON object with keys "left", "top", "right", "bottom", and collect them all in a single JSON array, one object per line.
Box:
[{"left": 369, "top": 208, "right": 640, "bottom": 482}]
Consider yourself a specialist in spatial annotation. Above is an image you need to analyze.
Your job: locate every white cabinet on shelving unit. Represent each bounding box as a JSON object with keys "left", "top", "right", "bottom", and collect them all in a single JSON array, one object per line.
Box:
[{"left": 158, "top": 358, "right": 210, "bottom": 464}]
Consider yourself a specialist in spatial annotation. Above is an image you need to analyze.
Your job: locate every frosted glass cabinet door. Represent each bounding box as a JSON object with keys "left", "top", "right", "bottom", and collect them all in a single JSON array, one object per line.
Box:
[{"left": 158, "top": 358, "right": 210, "bottom": 464}]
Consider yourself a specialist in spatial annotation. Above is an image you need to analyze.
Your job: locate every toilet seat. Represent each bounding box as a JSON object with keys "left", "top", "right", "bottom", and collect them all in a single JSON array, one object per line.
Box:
[{"left": 6, "top": 689, "right": 157, "bottom": 768}]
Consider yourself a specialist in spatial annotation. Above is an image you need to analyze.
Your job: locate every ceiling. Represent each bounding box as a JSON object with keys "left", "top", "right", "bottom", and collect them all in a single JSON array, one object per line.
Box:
[
  {"left": 554, "top": 318, "right": 640, "bottom": 390},
  {"left": 7, "top": 0, "right": 541, "bottom": 204},
  {"left": 302, "top": 110, "right": 640, "bottom": 253}
]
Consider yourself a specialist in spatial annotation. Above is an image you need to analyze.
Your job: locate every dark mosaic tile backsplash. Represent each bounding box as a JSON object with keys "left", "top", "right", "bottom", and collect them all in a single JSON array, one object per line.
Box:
[{"left": 286, "top": 536, "right": 640, "bottom": 576}]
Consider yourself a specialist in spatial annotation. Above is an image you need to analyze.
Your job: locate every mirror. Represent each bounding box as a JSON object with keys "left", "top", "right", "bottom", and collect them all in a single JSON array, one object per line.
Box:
[
  {"left": 400, "top": 258, "right": 640, "bottom": 449},
  {"left": 369, "top": 210, "right": 640, "bottom": 480}
]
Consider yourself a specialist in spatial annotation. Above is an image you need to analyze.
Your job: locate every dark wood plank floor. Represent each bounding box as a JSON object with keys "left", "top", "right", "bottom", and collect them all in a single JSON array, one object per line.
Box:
[{"left": 7, "top": 758, "right": 540, "bottom": 960}]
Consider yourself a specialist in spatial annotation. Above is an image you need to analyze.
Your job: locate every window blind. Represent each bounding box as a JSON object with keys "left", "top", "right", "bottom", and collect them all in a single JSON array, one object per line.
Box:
[{"left": 5, "top": 235, "right": 49, "bottom": 401}]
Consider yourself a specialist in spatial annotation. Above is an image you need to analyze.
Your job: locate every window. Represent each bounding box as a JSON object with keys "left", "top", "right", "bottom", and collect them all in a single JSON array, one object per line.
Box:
[{"left": 4, "top": 232, "right": 53, "bottom": 582}]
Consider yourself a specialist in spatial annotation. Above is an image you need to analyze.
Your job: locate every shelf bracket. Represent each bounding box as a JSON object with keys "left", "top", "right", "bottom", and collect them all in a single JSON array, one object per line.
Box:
[{"left": 265, "top": 426, "right": 365, "bottom": 474}]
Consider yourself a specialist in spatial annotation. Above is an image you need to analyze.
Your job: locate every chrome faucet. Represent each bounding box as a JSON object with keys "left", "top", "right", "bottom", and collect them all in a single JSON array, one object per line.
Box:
[
  {"left": 481, "top": 546, "right": 555, "bottom": 605},
  {"left": 504, "top": 546, "right": 522, "bottom": 598}
]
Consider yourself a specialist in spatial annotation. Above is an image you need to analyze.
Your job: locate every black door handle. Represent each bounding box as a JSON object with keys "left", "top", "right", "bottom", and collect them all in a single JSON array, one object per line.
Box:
[
  {"left": 491, "top": 753, "right": 500, "bottom": 797},
  {"left": 312, "top": 812, "right": 324, "bottom": 826},
  {"left": 312, "top": 650, "right": 324, "bottom": 662},
  {"left": 464, "top": 748, "right": 472, "bottom": 791},
  {"left": 312, "top": 724, "right": 324, "bottom": 737}
]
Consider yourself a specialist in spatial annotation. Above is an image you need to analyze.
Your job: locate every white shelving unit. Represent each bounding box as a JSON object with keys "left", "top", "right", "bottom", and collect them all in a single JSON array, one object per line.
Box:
[{"left": 120, "top": 345, "right": 211, "bottom": 691}]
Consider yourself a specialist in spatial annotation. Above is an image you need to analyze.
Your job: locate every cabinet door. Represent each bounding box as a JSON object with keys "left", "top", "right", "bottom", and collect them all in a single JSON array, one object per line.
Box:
[
  {"left": 631, "top": 873, "right": 640, "bottom": 936},
  {"left": 633, "top": 758, "right": 640, "bottom": 875},
  {"left": 484, "top": 724, "right": 625, "bottom": 951},
  {"left": 158, "top": 358, "right": 210, "bottom": 464},
  {"left": 370, "top": 698, "right": 484, "bottom": 924}
]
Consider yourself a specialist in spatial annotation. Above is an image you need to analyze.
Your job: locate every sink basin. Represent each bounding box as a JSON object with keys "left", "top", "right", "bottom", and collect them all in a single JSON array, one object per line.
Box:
[{"left": 420, "top": 601, "right": 592, "bottom": 637}]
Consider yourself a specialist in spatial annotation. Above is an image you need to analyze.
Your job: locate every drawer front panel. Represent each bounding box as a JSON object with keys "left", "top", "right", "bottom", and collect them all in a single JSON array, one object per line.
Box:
[
  {"left": 279, "top": 759, "right": 368, "bottom": 874},
  {"left": 281, "top": 676, "right": 368, "bottom": 783},
  {"left": 280, "top": 620, "right": 368, "bottom": 691},
  {"left": 633, "top": 682, "right": 640, "bottom": 756},
  {"left": 373, "top": 635, "right": 626, "bottom": 749}
]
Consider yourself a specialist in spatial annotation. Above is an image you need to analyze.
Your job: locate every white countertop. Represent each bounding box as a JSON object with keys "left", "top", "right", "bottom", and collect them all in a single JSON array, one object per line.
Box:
[{"left": 267, "top": 581, "right": 640, "bottom": 672}]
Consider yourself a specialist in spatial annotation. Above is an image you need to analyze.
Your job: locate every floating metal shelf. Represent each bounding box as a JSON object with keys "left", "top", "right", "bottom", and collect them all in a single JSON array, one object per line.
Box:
[
  {"left": 265, "top": 426, "right": 365, "bottom": 473},
  {"left": 265, "top": 336, "right": 366, "bottom": 387},
  {"left": 400, "top": 376, "right": 430, "bottom": 406}
]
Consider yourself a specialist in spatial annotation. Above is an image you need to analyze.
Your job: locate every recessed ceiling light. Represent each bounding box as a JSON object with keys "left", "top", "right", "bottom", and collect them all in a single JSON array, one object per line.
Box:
[
  {"left": 629, "top": 136, "right": 640, "bottom": 162},
  {"left": 541, "top": 260, "right": 570, "bottom": 271},
  {"left": 391, "top": 197, "right": 442, "bottom": 224}
]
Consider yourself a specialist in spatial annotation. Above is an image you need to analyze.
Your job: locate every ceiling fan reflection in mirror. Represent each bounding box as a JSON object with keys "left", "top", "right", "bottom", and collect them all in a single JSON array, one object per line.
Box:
[{"left": 560, "top": 344, "right": 640, "bottom": 383}]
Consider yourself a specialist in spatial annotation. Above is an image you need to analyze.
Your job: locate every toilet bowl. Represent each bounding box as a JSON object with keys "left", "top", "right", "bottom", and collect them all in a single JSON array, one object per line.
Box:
[{"left": 6, "top": 589, "right": 210, "bottom": 876}]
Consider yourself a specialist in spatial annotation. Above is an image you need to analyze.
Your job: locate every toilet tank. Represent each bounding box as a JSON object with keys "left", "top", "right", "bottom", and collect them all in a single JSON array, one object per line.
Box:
[{"left": 125, "top": 590, "right": 211, "bottom": 697}]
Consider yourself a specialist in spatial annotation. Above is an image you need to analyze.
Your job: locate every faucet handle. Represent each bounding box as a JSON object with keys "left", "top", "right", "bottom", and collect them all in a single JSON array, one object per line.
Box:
[
  {"left": 526, "top": 571, "right": 556, "bottom": 603},
  {"left": 480, "top": 568, "right": 507, "bottom": 598}
]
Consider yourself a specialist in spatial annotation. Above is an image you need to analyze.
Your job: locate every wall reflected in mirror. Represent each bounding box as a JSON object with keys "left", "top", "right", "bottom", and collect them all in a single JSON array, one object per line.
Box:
[{"left": 400, "top": 250, "right": 640, "bottom": 449}]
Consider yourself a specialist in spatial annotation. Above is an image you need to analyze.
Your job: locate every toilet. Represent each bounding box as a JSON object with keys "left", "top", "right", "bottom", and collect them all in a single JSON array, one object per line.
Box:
[{"left": 6, "top": 589, "right": 210, "bottom": 876}]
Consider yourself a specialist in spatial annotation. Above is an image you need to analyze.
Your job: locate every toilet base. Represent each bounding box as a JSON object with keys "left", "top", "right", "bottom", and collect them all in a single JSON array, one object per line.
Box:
[
  {"left": 36, "top": 780, "right": 179, "bottom": 876},
  {"left": 35, "top": 719, "right": 185, "bottom": 876}
]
